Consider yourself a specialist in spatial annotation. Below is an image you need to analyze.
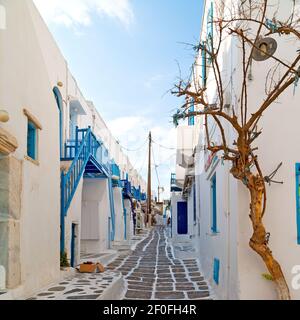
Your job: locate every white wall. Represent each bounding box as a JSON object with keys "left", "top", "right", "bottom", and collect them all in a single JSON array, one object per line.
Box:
[
  {"left": 124, "top": 199, "right": 133, "bottom": 240},
  {"left": 65, "top": 179, "right": 83, "bottom": 266},
  {"left": 113, "top": 187, "right": 125, "bottom": 242},
  {"left": 81, "top": 179, "right": 110, "bottom": 254},
  {"left": 0, "top": 0, "right": 60, "bottom": 296},
  {"left": 194, "top": 0, "right": 300, "bottom": 300}
]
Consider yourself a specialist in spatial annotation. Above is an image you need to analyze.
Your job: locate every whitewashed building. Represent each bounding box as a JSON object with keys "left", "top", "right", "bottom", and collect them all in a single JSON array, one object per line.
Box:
[
  {"left": 171, "top": 0, "right": 300, "bottom": 300},
  {"left": 0, "top": 0, "right": 146, "bottom": 299}
]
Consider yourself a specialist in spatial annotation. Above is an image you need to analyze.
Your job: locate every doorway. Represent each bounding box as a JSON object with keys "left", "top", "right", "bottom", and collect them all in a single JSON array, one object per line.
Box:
[{"left": 177, "top": 201, "right": 188, "bottom": 235}]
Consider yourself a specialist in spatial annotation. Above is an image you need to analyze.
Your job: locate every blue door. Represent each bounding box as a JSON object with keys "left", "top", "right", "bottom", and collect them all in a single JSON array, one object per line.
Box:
[
  {"left": 177, "top": 201, "right": 188, "bottom": 234},
  {"left": 70, "top": 223, "right": 76, "bottom": 267}
]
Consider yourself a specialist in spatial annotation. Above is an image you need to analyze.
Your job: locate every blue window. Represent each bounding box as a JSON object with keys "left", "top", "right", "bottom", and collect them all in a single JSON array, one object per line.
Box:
[
  {"left": 295, "top": 164, "right": 300, "bottom": 244},
  {"left": 201, "top": 41, "right": 207, "bottom": 87},
  {"left": 207, "top": 2, "right": 214, "bottom": 63},
  {"left": 213, "top": 258, "right": 220, "bottom": 285},
  {"left": 27, "top": 121, "right": 37, "bottom": 160},
  {"left": 211, "top": 173, "right": 217, "bottom": 233},
  {"left": 188, "top": 99, "right": 195, "bottom": 126}
]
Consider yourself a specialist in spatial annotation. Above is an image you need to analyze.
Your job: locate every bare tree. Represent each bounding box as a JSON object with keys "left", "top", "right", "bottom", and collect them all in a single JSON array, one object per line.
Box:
[{"left": 172, "top": 0, "right": 300, "bottom": 300}]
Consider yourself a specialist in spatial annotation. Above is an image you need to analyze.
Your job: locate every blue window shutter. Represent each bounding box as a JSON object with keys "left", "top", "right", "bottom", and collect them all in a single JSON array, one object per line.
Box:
[
  {"left": 296, "top": 164, "right": 300, "bottom": 244},
  {"left": 213, "top": 258, "right": 220, "bottom": 285},
  {"left": 201, "top": 42, "right": 207, "bottom": 87},
  {"left": 27, "top": 121, "right": 36, "bottom": 160},
  {"left": 188, "top": 98, "right": 195, "bottom": 126},
  {"left": 211, "top": 173, "right": 217, "bottom": 233},
  {"left": 207, "top": 2, "right": 214, "bottom": 63}
]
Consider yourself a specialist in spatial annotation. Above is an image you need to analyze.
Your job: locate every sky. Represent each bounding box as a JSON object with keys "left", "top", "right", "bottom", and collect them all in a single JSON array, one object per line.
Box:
[{"left": 33, "top": 0, "right": 203, "bottom": 200}]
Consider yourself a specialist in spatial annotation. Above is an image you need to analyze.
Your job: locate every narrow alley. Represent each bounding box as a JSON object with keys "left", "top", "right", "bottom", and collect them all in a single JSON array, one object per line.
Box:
[
  {"left": 30, "top": 227, "right": 211, "bottom": 301},
  {"left": 2, "top": 0, "right": 300, "bottom": 305}
]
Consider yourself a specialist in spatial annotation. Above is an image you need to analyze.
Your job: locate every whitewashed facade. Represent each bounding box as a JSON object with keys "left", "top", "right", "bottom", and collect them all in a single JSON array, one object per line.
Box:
[
  {"left": 0, "top": 0, "right": 146, "bottom": 299},
  {"left": 172, "top": 0, "right": 300, "bottom": 300}
]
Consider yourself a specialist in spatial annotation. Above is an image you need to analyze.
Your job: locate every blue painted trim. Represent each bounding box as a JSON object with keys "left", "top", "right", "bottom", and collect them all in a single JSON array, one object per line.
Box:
[
  {"left": 60, "top": 127, "right": 109, "bottom": 253},
  {"left": 70, "top": 223, "right": 76, "bottom": 267},
  {"left": 296, "top": 163, "right": 300, "bottom": 244},
  {"left": 60, "top": 171, "right": 65, "bottom": 253},
  {"left": 108, "top": 173, "right": 116, "bottom": 242},
  {"left": 53, "top": 87, "right": 63, "bottom": 158},
  {"left": 122, "top": 195, "right": 127, "bottom": 240},
  {"left": 207, "top": 1, "right": 214, "bottom": 64},
  {"left": 201, "top": 41, "right": 207, "bottom": 87},
  {"left": 211, "top": 173, "right": 217, "bottom": 233},
  {"left": 27, "top": 121, "right": 37, "bottom": 160},
  {"left": 188, "top": 99, "right": 195, "bottom": 126},
  {"left": 213, "top": 258, "right": 220, "bottom": 285}
]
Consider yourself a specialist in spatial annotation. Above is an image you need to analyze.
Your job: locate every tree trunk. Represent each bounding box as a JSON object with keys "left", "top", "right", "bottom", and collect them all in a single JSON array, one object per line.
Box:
[{"left": 246, "top": 173, "right": 290, "bottom": 300}]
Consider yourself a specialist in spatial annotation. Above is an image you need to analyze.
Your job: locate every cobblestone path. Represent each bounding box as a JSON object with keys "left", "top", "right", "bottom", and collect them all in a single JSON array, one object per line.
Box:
[{"left": 106, "top": 226, "right": 211, "bottom": 300}]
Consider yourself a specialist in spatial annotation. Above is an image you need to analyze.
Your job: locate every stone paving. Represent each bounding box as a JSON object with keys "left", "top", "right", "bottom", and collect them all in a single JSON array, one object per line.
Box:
[
  {"left": 29, "top": 270, "right": 121, "bottom": 300},
  {"left": 30, "top": 226, "right": 212, "bottom": 300},
  {"left": 106, "top": 226, "right": 212, "bottom": 300}
]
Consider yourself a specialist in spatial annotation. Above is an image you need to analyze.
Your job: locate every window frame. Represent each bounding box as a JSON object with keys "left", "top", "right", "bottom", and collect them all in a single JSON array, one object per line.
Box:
[
  {"left": 23, "top": 109, "right": 42, "bottom": 165},
  {"left": 27, "top": 120, "right": 38, "bottom": 160}
]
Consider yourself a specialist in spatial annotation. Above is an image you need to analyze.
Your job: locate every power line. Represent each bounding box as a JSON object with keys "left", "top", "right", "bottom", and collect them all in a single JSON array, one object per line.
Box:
[
  {"left": 137, "top": 148, "right": 148, "bottom": 176},
  {"left": 152, "top": 139, "right": 176, "bottom": 150},
  {"left": 151, "top": 144, "right": 161, "bottom": 187},
  {"left": 118, "top": 136, "right": 148, "bottom": 152}
]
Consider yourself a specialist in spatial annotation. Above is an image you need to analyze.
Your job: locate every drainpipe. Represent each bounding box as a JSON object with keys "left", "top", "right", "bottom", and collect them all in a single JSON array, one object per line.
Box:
[
  {"left": 60, "top": 171, "right": 65, "bottom": 254},
  {"left": 108, "top": 217, "right": 111, "bottom": 249},
  {"left": 108, "top": 174, "right": 115, "bottom": 241},
  {"left": 122, "top": 195, "right": 127, "bottom": 240}
]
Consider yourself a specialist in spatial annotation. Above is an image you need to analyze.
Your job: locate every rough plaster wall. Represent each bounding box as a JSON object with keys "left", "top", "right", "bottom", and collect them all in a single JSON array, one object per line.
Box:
[{"left": 0, "top": 156, "right": 22, "bottom": 289}]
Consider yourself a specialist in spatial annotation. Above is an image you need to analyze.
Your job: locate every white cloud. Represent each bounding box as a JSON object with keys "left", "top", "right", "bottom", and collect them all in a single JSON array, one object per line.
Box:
[{"left": 33, "top": 0, "right": 134, "bottom": 28}]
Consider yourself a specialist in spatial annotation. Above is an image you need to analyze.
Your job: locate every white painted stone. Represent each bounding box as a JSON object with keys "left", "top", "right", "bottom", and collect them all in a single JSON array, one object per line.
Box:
[{"left": 0, "top": 265, "right": 5, "bottom": 290}]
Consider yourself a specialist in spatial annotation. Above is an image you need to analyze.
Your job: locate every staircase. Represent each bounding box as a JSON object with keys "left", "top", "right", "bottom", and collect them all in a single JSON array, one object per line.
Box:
[
  {"left": 61, "top": 127, "right": 101, "bottom": 217},
  {"left": 60, "top": 127, "right": 116, "bottom": 253}
]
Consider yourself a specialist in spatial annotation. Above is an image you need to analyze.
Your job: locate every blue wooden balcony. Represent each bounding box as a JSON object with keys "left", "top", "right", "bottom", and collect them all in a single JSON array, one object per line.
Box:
[
  {"left": 170, "top": 173, "right": 182, "bottom": 192},
  {"left": 121, "top": 178, "right": 132, "bottom": 198},
  {"left": 132, "top": 186, "right": 141, "bottom": 201},
  {"left": 141, "top": 192, "right": 147, "bottom": 201},
  {"left": 60, "top": 126, "right": 115, "bottom": 253}
]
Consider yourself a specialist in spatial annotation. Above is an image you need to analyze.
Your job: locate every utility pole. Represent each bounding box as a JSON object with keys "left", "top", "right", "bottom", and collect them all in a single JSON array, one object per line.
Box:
[{"left": 147, "top": 131, "right": 152, "bottom": 227}]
